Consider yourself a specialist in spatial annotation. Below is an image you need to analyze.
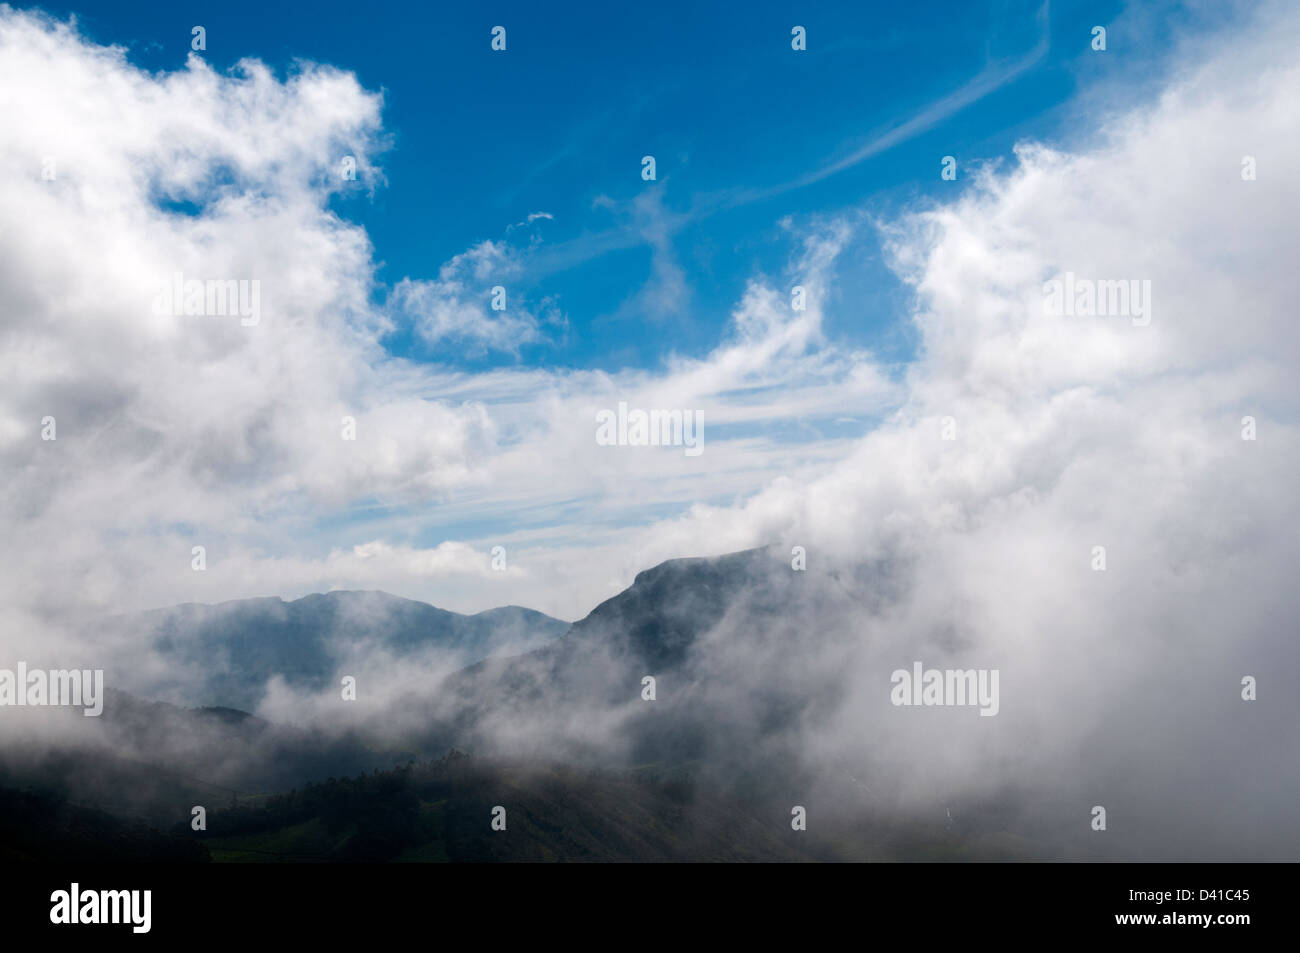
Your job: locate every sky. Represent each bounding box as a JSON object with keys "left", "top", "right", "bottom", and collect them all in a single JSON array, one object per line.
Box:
[
  {"left": 1, "top": 0, "right": 1295, "bottom": 630},
  {"left": 32, "top": 0, "right": 1134, "bottom": 372}
]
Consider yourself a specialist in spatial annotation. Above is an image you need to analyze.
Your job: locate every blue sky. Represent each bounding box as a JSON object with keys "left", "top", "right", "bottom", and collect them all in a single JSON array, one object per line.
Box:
[
  {"left": 5, "top": 0, "right": 1282, "bottom": 622},
  {"left": 55, "top": 0, "right": 1155, "bottom": 373}
]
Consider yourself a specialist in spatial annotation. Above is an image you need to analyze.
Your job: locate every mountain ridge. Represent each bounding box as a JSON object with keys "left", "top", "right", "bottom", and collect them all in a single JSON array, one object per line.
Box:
[{"left": 102, "top": 588, "right": 572, "bottom": 711}]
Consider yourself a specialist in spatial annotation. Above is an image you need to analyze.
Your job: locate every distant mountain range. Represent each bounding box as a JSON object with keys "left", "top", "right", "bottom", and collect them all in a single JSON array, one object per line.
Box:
[
  {"left": 0, "top": 547, "right": 1226, "bottom": 861},
  {"left": 104, "top": 590, "right": 571, "bottom": 711}
]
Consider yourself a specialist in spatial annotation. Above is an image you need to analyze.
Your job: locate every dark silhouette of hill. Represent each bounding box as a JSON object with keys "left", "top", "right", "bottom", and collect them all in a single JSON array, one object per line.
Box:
[
  {"left": 197, "top": 750, "right": 827, "bottom": 862},
  {"left": 0, "top": 785, "right": 208, "bottom": 863}
]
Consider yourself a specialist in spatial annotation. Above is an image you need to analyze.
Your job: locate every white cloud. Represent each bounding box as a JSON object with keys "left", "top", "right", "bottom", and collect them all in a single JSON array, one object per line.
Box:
[
  {"left": 388, "top": 238, "right": 545, "bottom": 354},
  {"left": 1, "top": 0, "right": 1297, "bottom": 674}
]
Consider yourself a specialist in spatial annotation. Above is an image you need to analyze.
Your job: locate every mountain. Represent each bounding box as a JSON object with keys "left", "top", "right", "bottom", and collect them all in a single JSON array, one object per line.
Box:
[
  {"left": 2, "top": 549, "right": 1105, "bottom": 861},
  {"left": 103, "top": 590, "right": 570, "bottom": 711},
  {"left": 345, "top": 544, "right": 881, "bottom": 818}
]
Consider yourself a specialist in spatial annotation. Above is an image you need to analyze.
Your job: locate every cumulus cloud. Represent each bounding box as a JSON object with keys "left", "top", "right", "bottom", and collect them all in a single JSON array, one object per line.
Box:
[
  {"left": 388, "top": 239, "right": 548, "bottom": 354},
  {"left": 576, "top": 0, "right": 1300, "bottom": 858}
]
